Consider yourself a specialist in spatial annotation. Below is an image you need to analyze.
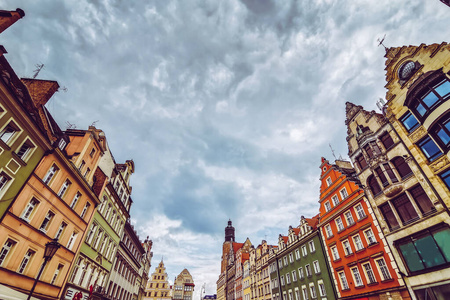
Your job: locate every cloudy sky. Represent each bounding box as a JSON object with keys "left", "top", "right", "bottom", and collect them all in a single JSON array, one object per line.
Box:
[{"left": 1, "top": 0, "right": 449, "bottom": 296}]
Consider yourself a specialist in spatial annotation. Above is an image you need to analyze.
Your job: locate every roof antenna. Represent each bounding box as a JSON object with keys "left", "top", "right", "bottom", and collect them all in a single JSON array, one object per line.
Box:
[
  {"left": 32, "top": 63, "right": 44, "bottom": 79},
  {"left": 65, "top": 121, "right": 76, "bottom": 130},
  {"left": 329, "top": 143, "right": 337, "bottom": 161},
  {"left": 377, "top": 34, "right": 387, "bottom": 52},
  {"left": 91, "top": 120, "right": 99, "bottom": 127}
]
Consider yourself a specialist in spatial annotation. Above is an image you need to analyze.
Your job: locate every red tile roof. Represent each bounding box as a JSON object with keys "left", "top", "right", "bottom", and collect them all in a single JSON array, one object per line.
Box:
[{"left": 233, "top": 242, "right": 244, "bottom": 253}]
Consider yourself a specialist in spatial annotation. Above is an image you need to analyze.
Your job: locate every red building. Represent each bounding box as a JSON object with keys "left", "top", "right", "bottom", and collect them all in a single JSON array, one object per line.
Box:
[{"left": 318, "top": 157, "right": 406, "bottom": 300}]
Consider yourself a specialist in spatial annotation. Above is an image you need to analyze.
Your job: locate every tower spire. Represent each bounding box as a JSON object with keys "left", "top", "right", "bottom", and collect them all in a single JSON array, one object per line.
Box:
[{"left": 225, "top": 219, "right": 235, "bottom": 242}]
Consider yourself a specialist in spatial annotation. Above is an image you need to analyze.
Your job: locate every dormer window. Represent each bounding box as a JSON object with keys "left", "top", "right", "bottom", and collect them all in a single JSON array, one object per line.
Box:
[
  {"left": 398, "top": 61, "right": 416, "bottom": 80},
  {"left": 58, "top": 139, "right": 67, "bottom": 151}
]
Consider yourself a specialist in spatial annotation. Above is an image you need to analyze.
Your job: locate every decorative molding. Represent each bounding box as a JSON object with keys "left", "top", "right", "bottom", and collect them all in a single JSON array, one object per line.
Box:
[
  {"left": 429, "top": 155, "right": 450, "bottom": 174},
  {"left": 383, "top": 183, "right": 404, "bottom": 198},
  {"left": 408, "top": 126, "right": 427, "bottom": 144}
]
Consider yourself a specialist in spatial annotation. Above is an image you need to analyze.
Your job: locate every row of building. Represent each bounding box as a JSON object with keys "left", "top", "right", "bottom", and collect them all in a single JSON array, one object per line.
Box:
[
  {"left": 217, "top": 42, "right": 450, "bottom": 300},
  {"left": 0, "top": 9, "right": 154, "bottom": 300}
]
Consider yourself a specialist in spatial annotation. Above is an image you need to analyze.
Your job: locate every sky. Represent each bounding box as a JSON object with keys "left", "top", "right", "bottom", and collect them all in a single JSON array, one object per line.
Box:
[{"left": 0, "top": 0, "right": 449, "bottom": 297}]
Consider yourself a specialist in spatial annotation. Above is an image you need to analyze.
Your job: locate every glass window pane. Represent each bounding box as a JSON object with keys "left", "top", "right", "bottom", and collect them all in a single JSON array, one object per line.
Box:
[
  {"left": 441, "top": 170, "right": 450, "bottom": 189},
  {"left": 435, "top": 81, "right": 450, "bottom": 97},
  {"left": 402, "top": 113, "right": 419, "bottom": 131},
  {"left": 399, "top": 242, "right": 424, "bottom": 272},
  {"left": 419, "top": 137, "right": 442, "bottom": 161},
  {"left": 437, "top": 129, "right": 450, "bottom": 145},
  {"left": 422, "top": 92, "right": 439, "bottom": 108},
  {"left": 433, "top": 228, "right": 450, "bottom": 262},
  {"left": 414, "top": 234, "right": 445, "bottom": 268},
  {"left": 416, "top": 103, "right": 427, "bottom": 116}
]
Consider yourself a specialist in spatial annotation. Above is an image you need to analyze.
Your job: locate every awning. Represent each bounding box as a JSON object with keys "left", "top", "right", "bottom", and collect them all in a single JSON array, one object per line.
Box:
[{"left": 0, "top": 284, "right": 40, "bottom": 300}]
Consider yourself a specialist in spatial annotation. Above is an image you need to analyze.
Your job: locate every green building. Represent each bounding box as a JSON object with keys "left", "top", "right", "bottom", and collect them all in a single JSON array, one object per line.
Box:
[
  {"left": 269, "top": 216, "right": 337, "bottom": 300},
  {"left": 0, "top": 36, "right": 61, "bottom": 220}
]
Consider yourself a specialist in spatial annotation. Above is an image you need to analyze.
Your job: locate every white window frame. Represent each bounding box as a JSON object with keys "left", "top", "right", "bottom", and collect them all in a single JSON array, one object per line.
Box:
[
  {"left": 340, "top": 187, "right": 349, "bottom": 199},
  {"left": 313, "top": 260, "right": 320, "bottom": 274},
  {"left": 351, "top": 266, "right": 364, "bottom": 287},
  {"left": 324, "top": 201, "right": 331, "bottom": 212},
  {"left": 344, "top": 210, "right": 355, "bottom": 226},
  {"left": 292, "top": 270, "right": 297, "bottom": 282},
  {"left": 295, "top": 249, "right": 301, "bottom": 260},
  {"left": 326, "top": 177, "right": 332, "bottom": 186},
  {"left": 0, "top": 121, "right": 20, "bottom": 145},
  {"left": 355, "top": 203, "right": 366, "bottom": 220},
  {"left": 342, "top": 240, "right": 353, "bottom": 256},
  {"left": 318, "top": 281, "right": 326, "bottom": 297},
  {"left": 57, "top": 179, "right": 71, "bottom": 198},
  {"left": 352, "top": 234, "right": 364, "bottom": 251},
  {"left": 16, "top": 139, "right": 35, "bottom": 161},
  {"left": 43, "top": 164, "right": 59, "bottom": 185},
  {"left": 66, "top": 231, "right": 78, "bottom": 250},
  {"left": 308, "top": 240, "right": 315, "bottom": 252},
  {"left": 54, "top": 222, "right": 67, "bottom": 240},
  {"left": 364, "top": 228, "right": 377, "bottom": 245},
  {"left": 21, "top": 198, "right": 39, "bottom": 222},
  {"left": 362, "top": 262, "right": 377, "bottom": 284},
  {"left": 39, "top": 210, "right": 55, "bottom": 233},
  {"left": 375, "top": 258, "right": 392, "bottom": 281},
  {"left": 305, "top": 264, "right": 312, "bottom": 277},
  {"left": 338, "top": 271, "right": 349, "bottom": 290},
  {"left": 289, "top": 252, "right": 294, "bottom": 263},
  {"left": 70, "top": 192, "right": 81, "bottom": 209},
  {"left": 309, "top": 283, "right": 317, "bottom": 299},
  {"left": 80, "top": 202, "right": 91, "bottom": 218},
  {"left": 325, "top": 224, "right": 333, "bottom": 238},
  {"left": 298, "top": 267, "right": 304, "bottom": 279},
  {"left": 335, "top": 217, "right": 345, "bottom": 231},
  {"left": 17, "top": 249, "right": 35, "bottom": 274},
  {"left": 0, "top": 239, "right": 16, "bottom": 267},
  {"left": 332, "top": 195, "right": 339, "bottom": 206},
  {"left": 301, "top": 245, "right": 307, "bottom": 256},
  {"left": 331, "top": 246, "right": 340, "bottom": 261}
]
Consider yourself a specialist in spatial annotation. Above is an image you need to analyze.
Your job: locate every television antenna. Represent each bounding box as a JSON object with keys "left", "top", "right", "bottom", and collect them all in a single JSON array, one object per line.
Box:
[
  {"left": 32, "top": 63, "right": 44, "bottom": 79},
  {"left": 329, "top": 143, "right": 337, "bottom": 160}
]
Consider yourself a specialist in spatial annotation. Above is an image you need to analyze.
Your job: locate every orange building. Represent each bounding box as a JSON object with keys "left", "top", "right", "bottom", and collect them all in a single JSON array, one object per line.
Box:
[
  {"left": 0, "top": 126, "right": 107, "bottom": 299},
  {"left": 318, "top": 157, "right": 406, "bottom": 300}
]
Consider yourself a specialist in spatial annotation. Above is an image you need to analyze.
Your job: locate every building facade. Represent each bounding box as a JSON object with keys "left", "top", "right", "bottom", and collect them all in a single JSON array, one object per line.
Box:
[
  {"left": 318, "top": 158, "right": 404, "bottom": 300},
  {"left": 173, "top": 269, "right": 195, "bottom": 300},
  {"left": 269, "top": 216, "right": 336, "bottom": 300},
  {"left": 143, "top": 259, "right": 172, "bottom": 300},
  {"left": 382, "top": 43, "right": 450, "bottom": 299}
]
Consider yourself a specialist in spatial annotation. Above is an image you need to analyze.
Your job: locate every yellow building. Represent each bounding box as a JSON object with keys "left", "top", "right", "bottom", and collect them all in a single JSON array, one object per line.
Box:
[
  {"left": 173, "top": 269, "right": 195, "bottom": 300},
  {"left": 143, "top": 260, "right": 172, "bottom": 300},
  {"left": 382, "top": 42, "right": 450, "bottom": 298}
]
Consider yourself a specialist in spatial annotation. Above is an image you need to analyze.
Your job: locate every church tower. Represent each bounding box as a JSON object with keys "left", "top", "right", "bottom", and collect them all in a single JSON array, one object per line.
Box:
[{"left": 224, "top": 219, "right": 235, "bottom": 242}]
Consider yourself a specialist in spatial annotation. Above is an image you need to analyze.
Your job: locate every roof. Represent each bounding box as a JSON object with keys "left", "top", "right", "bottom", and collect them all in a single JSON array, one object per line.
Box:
[
  {"left": 292, "top": 228, "right": 300, "bottom": 235},
  {"left": 305, "top": 214, "right": 320, "bottom": 230},
  {"left": 233, "top": 242, "right": 244, "bottom": 253},
  {"left": 241, "top": 253, "right": 249, "bottom": 262},
  {"left": 281, "top": 236, "right": 288, "bottom": 244}
]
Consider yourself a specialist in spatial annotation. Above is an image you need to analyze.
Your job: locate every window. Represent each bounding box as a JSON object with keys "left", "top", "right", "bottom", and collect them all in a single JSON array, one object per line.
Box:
[
  {"left": 338, "top": 271, "right": 349, "bottom": 290},
  {"left": 305, "top": 264, "right": 312, "bottom": 277},
  {"left": 324, "top": 177, "right": 332, "bottom": 187},
  {"left": 66, "top": 231, "right": 78, "bottom": 250},
  {"left": 58, "top": 139, "right": 66, "bottom": 150},
  {"left": 393, "top": 193, "right": 419, "bottom": 225},
  {"left": 309, "top": 284, "right": 317, "bottom": 299},
  {"left": 81, "top": 202, "right": 91, "bottom": 218},
  {"left": 43, "top": 164, "right": 59, "bottom": 185},
  {"left": 0, "top": 123, "right": 19, "bottom": 144},
  {"left": 340, "top": 188, "right": 348, "bottom": 199},
  {"left": 39, "top": 211, "right": 55, "bottom": 233},
  {"left": 331, "top": 246, "right": 340, "bottom": 261},
  {"left": 410, "top": 78, "right": 450, "bottom": 119},
  {"left": 410, "top": 185, "right": 435, "bottom": 215},
  {"left": 368, "top": 175, "right": 382, "bottom": 197},
  {"left": 295, "top": 249, "right": 301, "bottom": 260},
  {"left": 57, "top": 179, "right": 71, "bottom": 198},
  {"left": 380, "top": 132, "right": 395, "bottom": 150},
  {"left": 0, "top": 173, "right": 10, "bottom": 192},
  {"left": 79, "top": 160, "right": 86, "bottom": 172},
  {"left": 21, "top": 198, "right": 39, "bottom": 221},
  {"left": 84, "top": 167, "right": 91, "bottom": 178},
  {"left": 400, "top": 111, "right": 420, "bottom": 132},
  {"left": 298, "top": 267, "right": 304, "bottom": 279},
  {"left": 289, "top": 252, "right": 294, "bottom": 263},
  {"left": 0, "top": 239, "right": 16, "bottom": 266},
  {"left": 292, "top": 270, "right": 297, "bottom": 282},
  {"left": 286, "top": 273, "right": 291, "bottom": 284},
  {"left": 318, "top": 282, "right": 326, "bottom": 297},
  {"left": 344, "top": 210, "right": 354, "bottom": 226},
  {"left": 351, "top": 267, "right": 363, "bottom": 287},
  {"left": 70, "top": 192, "right": 81, "bottom": 209},
  {"left": 364, "top": 144, "right": 374, "bottom": 158},
  {"left": 86, "top": 223, "right": 97, "bottom": 244},
  {"left": 295, "top": 290, "right": 300, "bottom": 300},
  {"left": 362, "top": 262, "right": 377, "bottom": 284},
  {"left": 418, "top": 136, "right": 443, "bottom": 161},
  {"left": 375, "top": 258, "right": 392, "bottom": 281},
  {"left": 302, "top": 286, "right": 309, "bottom": 300},
  {"left": 90, "top": 148, "right": 96, "bottom": 157},
  {"left": 384, "top": 163, "right": 398, "bottom": 183},
  {"left": 355, "top": 154, "right": 368, "bottom": 170},
  {"left": 313, "top": 260, "right": 320, "bottom": 274},
  {"left": 18, "top": 249, "right": 35, "bottom": 274},
  {"left": 17, "top": 141, "right": 34, "bottom": 160},
  {"left": 51, "top": 264, "right": 63, "bottom": 285},
  {"left": 278, "top": 259, "right": 283, "bottom": 268},
  {"left": 335, "top": 217, "right": 345, "bottom": 231},
  {"left": 364, "top": 228, "right": 377, "bottom": 245},
  {"left": 308, "top": 240, "right": 315, "bottom": 252},
  {"left": 353, "top": 234, "right": 364, "bottom": 251},
  {"left": 283, "top": 256, "right": 288, "bottom": 266},
  {"left": 342, "top": 240, "right": 353, "bottom": 256},
  {"left": 392, "top": 156, "right": 413, "bottom": 179},
  {"left": 375, "top": 166, "right": 389, "bottom": 186},
  {"left": 432, "top": 114, "right": 450, "bottom": 149},
  {"left": 301, "top": 245, "right": 307, "bottom": 256},
  {"left": 380, "top": 203, "right": 400, "bottom": 230},
  {"left": 441, "top": 168, "right": 450, "bottom": 190},
  {"left": 325, "top": 224, "right": 333, "bottom": 238},
  {"left": 54, "top": 222, "right": 67, "bottom": 240},
  {"left": 332, "top": 195, "right": 339, "bottom": 206},
  {"left": 324, "top": 201, "right": 331, "bottom": 212},
  {"left": 354, "top": 203, "right": 366, "bottom": 220},
  {"left": 280, "top": 275, "right": 285, "bottom": 286},
  {"left": 397, "top": 225, "right": 450, "bottom": 273}
]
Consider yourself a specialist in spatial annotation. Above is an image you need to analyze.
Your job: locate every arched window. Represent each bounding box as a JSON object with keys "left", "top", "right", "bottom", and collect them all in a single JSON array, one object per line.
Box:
[
  {"left": 391, "top": 157, "right": 413, "bottom": 179},
  {"left": 368, "top": 175, "right": 382, "bottom": 196},
  {"left": 430, "top": 112, "right": 450, "bottom": 151},
  {"left": 405, "top": 70, "right": 450, "bottom": 121}
]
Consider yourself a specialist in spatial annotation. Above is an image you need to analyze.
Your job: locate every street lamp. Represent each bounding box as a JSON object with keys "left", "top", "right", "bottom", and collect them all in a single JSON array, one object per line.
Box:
[{"left": 27, "top": 238, "right": 61, "bottom": 300}]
